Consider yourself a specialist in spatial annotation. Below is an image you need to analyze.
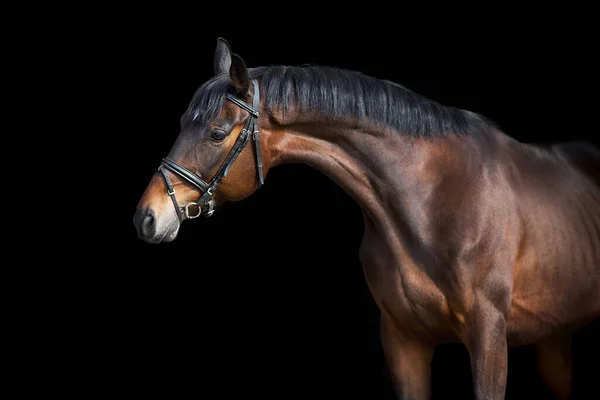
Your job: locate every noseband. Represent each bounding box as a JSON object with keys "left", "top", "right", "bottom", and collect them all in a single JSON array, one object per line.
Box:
[{"left": 157, "top": 79, "right": 263, "bottom": 220}]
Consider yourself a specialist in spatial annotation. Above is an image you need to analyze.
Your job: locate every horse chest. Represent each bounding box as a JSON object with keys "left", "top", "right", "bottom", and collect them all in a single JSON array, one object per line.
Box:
[{"left": 359, "top": 231, "right": 455, "bottom": 340}]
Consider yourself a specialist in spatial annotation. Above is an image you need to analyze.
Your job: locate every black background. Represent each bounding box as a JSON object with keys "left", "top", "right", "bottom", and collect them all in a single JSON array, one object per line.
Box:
[{"left": 91, "top": 11, "right": 600, "bottom": 399}]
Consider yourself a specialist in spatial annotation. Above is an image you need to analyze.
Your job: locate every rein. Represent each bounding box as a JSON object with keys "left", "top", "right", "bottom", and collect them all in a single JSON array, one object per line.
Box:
[{"left": 157, "top": 79, "right": 263, "bottom": 220}]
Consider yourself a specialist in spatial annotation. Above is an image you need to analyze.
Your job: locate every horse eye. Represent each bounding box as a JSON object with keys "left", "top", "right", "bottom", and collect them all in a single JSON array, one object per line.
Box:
[{"left": 210, "top": 130, "right": 227, "bottom": 142}]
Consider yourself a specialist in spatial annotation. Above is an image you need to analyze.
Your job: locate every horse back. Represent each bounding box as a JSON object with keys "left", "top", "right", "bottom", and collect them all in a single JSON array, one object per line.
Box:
[{"left": 552, "top": 140, "right": 600, "bottom": 188}]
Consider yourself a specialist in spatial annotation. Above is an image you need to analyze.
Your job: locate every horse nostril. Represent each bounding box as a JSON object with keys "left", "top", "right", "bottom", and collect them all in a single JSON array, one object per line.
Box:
[{"left": 139, "top": 210, "right": 157, "bottom": 239}]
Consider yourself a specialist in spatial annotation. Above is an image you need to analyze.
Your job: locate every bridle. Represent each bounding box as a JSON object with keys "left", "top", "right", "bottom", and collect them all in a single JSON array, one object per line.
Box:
[{"left": 157, "top": 79, "right": 264, "bottom": 220}]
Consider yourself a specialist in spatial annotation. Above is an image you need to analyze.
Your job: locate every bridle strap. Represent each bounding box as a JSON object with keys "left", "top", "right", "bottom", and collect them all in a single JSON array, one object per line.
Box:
[
  {"left": 224, "top": 79, "right": 263, "bottom": 185},
  {"left": 250, "top": 79, "right": 265, "bottom": 186},
  {"left": 160, "top": 158, "right": 210, "bottom": 192},
  {"left": 226, "top": 95, "right": 259, "bottom": 118},
  {"left": 253, "top": 126, "right": 264, "bottom": 186},
  {"left": 158, "top": 79, "right": 263, "bottom": 220},
  {"left": 158, "top": 165, "right": 184, "bottom": 221}
]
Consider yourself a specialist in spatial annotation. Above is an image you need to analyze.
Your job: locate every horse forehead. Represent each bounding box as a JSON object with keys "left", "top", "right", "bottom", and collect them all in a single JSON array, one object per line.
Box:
[
  {"left": 221, "top": 100, "right": 250, "bottom": 124},
  {"left": 186, "top": 101, "right": 245, "bottom": 126}
]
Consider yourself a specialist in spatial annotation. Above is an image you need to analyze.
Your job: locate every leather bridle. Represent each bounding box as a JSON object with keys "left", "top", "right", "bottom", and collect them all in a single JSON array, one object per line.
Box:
[{"left": 157, "top": 79, "right": 264, "bottom": 220}]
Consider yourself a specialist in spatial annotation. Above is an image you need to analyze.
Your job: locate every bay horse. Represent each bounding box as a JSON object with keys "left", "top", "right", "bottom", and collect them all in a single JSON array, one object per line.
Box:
[{"left": 133, "top": 38, "right": 600, "bottom": 399}]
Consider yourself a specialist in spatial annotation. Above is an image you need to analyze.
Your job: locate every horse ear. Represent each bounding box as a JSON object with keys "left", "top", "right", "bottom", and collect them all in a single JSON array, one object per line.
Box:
[
  {"left": 214, "top": 37, "right": 232, "bottom": 76},
  {"left": 230, "top": 53, "right": 250, "bottom": 94}
]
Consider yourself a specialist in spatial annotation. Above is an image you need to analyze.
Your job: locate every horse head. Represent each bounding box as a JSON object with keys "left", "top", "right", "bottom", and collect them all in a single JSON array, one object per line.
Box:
[{"left": 133, "top": 38, "right": 268, "bottom": 243}]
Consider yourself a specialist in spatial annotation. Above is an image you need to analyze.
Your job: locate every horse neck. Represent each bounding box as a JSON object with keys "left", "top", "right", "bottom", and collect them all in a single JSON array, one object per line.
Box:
[{"left": 264, "top": 112, "right": 477, "bottom": 234}]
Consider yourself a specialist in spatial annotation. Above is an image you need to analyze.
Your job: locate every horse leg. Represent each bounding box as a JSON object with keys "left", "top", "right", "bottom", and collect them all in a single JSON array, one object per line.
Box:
[
  {"left": 465, "top": 302, "right": 508, "bottom": 400},
  {"left": 380, "top": 315, "right": 434, "bottom": 400},
  {"left": 536, "top": 333, "right": 572, "bottom": 400}
]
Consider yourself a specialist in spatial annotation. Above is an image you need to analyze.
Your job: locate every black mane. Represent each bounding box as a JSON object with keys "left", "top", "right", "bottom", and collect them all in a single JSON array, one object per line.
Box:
[{"left": 187, "top": 65, "right": 494, "bottom": 138}]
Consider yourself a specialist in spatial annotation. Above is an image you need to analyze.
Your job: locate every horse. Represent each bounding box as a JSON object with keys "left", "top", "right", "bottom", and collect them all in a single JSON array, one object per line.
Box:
[{"left": 133, "top": 37, "right": 600, "bottom": 399}]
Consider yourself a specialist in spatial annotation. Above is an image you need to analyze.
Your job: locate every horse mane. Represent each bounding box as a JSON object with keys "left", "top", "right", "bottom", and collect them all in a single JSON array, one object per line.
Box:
[{"left": 186, "top": 64, "right": 496, "bottom": 138}]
